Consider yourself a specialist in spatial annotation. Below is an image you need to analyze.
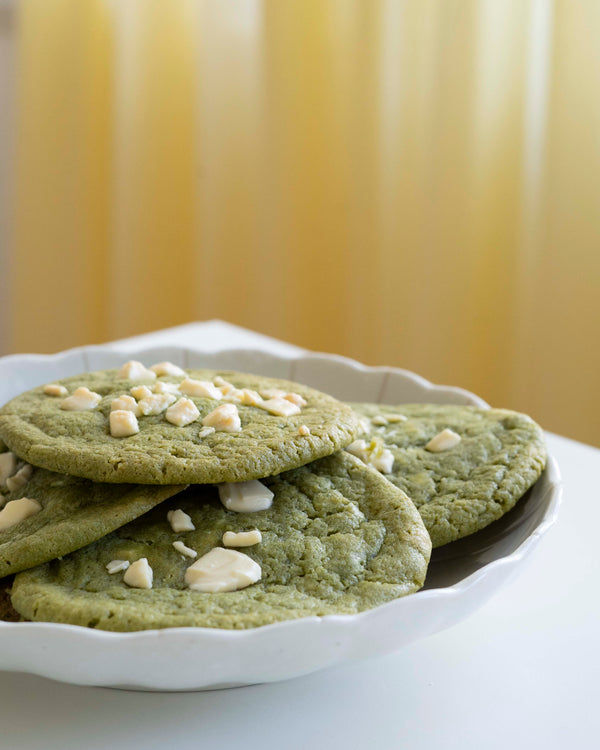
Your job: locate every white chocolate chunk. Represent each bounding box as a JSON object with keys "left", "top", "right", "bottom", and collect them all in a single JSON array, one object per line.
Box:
[
  {"left": 137, "top": 392, "right": 176, "bottom": 416},
  {"left": 111, "top": 395, "right": 139, "bottom": 414},
  {"left": 43, "top": 383, "right": 68, "bottom": 397},
  {"left": 386, "top": 414, "right": 407, "bottom": 423},
  {"left": 60, "top": 386, "right": 101, "bottom": 411},
  {"left": 165, "top": 397, "right": 200, "bottom": 427},
  {"left": 0, "top": 452, "right": 17, "bottom": 484},
  {"left": 172, "top": 540, "right": 197, "bottom": 558},
  {"left": 117, "top": 360, "right": 156, "bottom": 381},
  {"left": 257, "top": 398, "right": 301, "bottom": 417},
  {"left": 5, "top": 464, "right": 33, "bottom": 492},
  {"left": 202, "top": 403, "right": 241, "bottom": 433},
  {"left": 371, "top": 448, "right": 394, "bottom": 474},
  {"left": 185, "top": 548, "right": 261, "bottom": 593},
  {"left": 198, "top": 426, "right": 215, "bottom": 438},
  {"left": 213, "top": 376, "right": 236, "bottom": 395},
  {"left": 346, "top": 439, "right": 394, "bottom": 474},
  {"left": 123, "top": 558, "right": 153, "bottom": 589},
  {"left": 150, "top": 361, "right": 185, "bottom": 377},
  {"left": 109, "top": 410, "right": 139, "bottom": 438},
  {"left": 167, "top": 509, "right": 195, "bottom": 533},
  {"left": 283, "top": 392, "right": 307, "bottom": 407},
  {"left": 238, "top": 389, "right": 264, "bottom": 407},
  {"left": 130, "top": 385, "right": 153, "bottom": 400},
  {"left": 298, "top": 425, "right": 311, "bottom": 436},
  {"left": 223, "top": 529, "right": 262, "bottom": 547},
  {"left": 106, "top": 559, "right": 130, "bottom": 575},
  {"left": 0, "top": 497, "right": 42, "bottom": 532},
  {"left": 425, "top": 428, "right": 462, "bottom": 452},
  {"left": 346, "top": 439, "right": 370, "bottom": 462},
  {"left": 153, "top": 381, "right": 181, "bottom": 396},
  {"left": 219, "top": 388, "right": 244, "bottom": 404},
  {"left": 260, "top": 389, "right": 306, "bottom": 407},
  {"left": 179, "top": 378, "right": 222, "bottom": 400},
  {"left": 220, "top": 387, "right": 263, "bottom": 407},
  {"left": 259, "top": 388, "right": 286, "bottom": 400},
  {"left": 218, "top": 480, "right": 274, "bottom": 513},
  {"left": 358, "top": 417, "right": 372, "bottom": 434},
  {"left": 372, "top": 415, "right": 388, "bottom": 426}
]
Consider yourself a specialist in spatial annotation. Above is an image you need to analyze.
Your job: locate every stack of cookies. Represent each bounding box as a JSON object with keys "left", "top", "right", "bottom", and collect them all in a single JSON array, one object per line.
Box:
[{"left": 0, "top": 360, "right": 546, "bottom": 631}]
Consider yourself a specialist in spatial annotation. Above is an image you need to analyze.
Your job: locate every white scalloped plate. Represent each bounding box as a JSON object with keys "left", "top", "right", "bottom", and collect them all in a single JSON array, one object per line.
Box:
[{"left": 0, "top": 346, "right": 561, "bottom": 691}]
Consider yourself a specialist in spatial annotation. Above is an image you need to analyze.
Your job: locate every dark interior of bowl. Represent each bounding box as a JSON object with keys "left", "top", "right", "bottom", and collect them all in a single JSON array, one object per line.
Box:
[{"left": 422, "top": 468, "right": 554, "bottom": 590}]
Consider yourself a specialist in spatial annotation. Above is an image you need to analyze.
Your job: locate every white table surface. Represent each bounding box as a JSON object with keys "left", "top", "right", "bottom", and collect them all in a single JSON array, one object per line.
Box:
[{"left": 0, "top": 321, "right": 598, "bottom": 749}]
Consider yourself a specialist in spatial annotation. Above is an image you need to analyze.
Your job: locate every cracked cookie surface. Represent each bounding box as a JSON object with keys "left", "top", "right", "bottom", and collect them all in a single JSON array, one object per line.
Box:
[
  {"left": 350, "top": 404, "right": 547, "bottom": 548},
  {"left": 11, "top": 452, "right": 431, "bottom": 630},
  {"left": 0, "top": 447, "right": 184, "bottom": 577},
  {"left": 0, "top": 369, "right": 359, "bottom": 484}
]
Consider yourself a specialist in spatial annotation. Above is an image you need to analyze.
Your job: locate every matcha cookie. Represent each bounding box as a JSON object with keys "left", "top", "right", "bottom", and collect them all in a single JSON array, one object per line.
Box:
[
  {"left": 11, "top": 452, "right": 431, "bottom": 630},
  {"left": 0, "top": 367, "right": 359, "bottom": 484},
  {"left": 0, "top": 451, "right": 184, "bottom": 577},
  {"left": 349, "top": 404, "right": 547, "bottom": 548},
  {"left": 0, "top": 577, "right": 19, "bottom": 622}
]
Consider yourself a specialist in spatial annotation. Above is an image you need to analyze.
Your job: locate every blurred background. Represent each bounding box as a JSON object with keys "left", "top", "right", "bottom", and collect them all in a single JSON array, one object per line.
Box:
[{"left": 0, "top": 0, "right": 599, "bottom": 446}]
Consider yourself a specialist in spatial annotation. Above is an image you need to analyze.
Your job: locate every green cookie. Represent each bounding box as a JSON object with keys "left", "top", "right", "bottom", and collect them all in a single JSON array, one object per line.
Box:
[
  {"left": 0, "top": 577, "right": 19, "bottom": 622},
  {"left": 0, "top": 449, "right": 185, "bottom": 577},
  {"left": 0, "top": 368, "right": 359, "bottom": 484},
  {"left": 349, "top": 404, "right": 547, "bottom": 548},
  {"left": 11, "top": 452, "right": 431, "bottom": 631}
]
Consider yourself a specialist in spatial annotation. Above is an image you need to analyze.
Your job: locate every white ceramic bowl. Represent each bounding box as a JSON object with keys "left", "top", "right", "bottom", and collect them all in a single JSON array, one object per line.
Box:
[{"left": 0, "top": 346, "right": 561, "bottom": 691}]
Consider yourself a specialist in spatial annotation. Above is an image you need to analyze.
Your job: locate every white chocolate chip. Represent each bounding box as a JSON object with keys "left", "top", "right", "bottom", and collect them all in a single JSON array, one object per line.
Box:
[
  {"left": 259, "top": 388, "right": 286, "bottom": 400},
  {"left": 218, "top": 480, "right": 274, "bottom": 513},
  {"left": 60, "top": 386, "right": 102, "bottom": 411},
  {"left": 153, "top": 381, "right": 181, "bottom": 396},
  {"left": 222, "top": 529, "right": 262, "bottom": 547},
  {"left": 179, "top": 378, "right": 222, "bottom": 400},
  {"left": 371, "top": 448, "right": 394, "bottom": 474},
  {"left": 198, "top": 426, "right": 216, "bottom": 438},
  {"left": 185, "top": 548, "right": 261, "bottom": 593},
  {"left": 346, "top": 439, "right": 394, "bottom": 474},
  {"left": 0, "top": 497, "right": 42, "bottom": 532},
  {"left": 43, "top": 384, "right": 68, "bottom": 397},
  {"left": 165, "top": 397, "right": 200, "bottom": 427},
  {"left": 172, "top": 540, "right": 197, "bottom": 558},
  {"left": 386, "top": 414, "right": 407, "bottom": 423},
  {"left": 130, "top": 385, "right": 153, "bottom": 400},
  {"left": 137, "top": 393, "right": 177, "bottom": 416},
  {"left": 372, "top": 415, "right": 388, "bottom": 426},
  {"left": 5, "top": 464, "right": 33, "bottom": 492},
  {"left": 346, "top": 439, "right": 371, "bottom": 462},
  {"left": 117, "top": 360, "right": 156, "bottom": 381},
  {"left": 150, "top": 361, "right": 185, "bottom": 377},
  {"left": 167, "top": 509, "right": 195, "bottom": 533},
  {"left": 0, "top": 452, "right": 17, "bottom": 485},
  {"left": 425, "top": 428, "right": 462, "bottom": 452},
  {"left": 260, "top": 389, "right": 306, "bottom": 407},
  {"left": 257, "top": 398, "right": 301, "bottom": 417},
  {"left": 283, "top": 392, "right": 307, "bottom": 407},
  {"left": 220, "top": 387, "right": 263, "bottom": 406},
  {"left": 202, "top": 403, "right": 241, "bottom": 433},
  {"left": 213, "top": 376, "right": 236, "bottom": 395},
  {"left": 298, "top": 425, "right": 311, "bottom": 436},
  {"left": 106, "top": 559, "right": 130, "bottom": 574},
  {"left": 237, "top": 389, "right": 263, "bottom": 407},
  {"left": 109, "top": 410, "right": 139, "bottom": 438},
  {"left": 123, "top": 558, "right": 153, "bottom": 589},
  {"left": 111, "top": 395, "right": 139, "bottom": 414}
]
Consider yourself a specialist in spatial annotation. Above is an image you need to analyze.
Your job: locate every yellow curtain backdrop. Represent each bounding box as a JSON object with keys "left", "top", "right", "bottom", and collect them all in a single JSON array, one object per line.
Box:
[{"left": 9, "top": 0, "right": 600, "bottom": 446}]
